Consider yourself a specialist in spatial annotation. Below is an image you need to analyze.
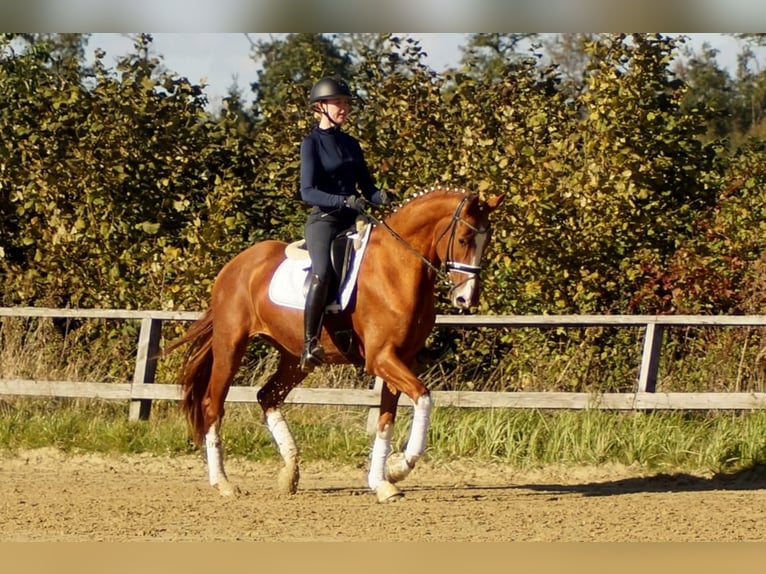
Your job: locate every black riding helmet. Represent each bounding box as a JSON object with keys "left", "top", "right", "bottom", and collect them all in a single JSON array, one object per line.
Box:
[{"left": 309, "top": 76, "right": 352, "bottom": 104}]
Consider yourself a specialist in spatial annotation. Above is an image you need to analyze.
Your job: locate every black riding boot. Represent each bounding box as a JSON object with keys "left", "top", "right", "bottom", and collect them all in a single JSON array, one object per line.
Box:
[{"left": 300, "top": 273, "right": 330, "bottom": 372}]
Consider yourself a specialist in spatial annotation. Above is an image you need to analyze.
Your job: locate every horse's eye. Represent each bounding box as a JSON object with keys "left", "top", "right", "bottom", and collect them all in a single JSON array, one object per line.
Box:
[{"left": 458, "top": 237, "right": 469, "bottom": 246}]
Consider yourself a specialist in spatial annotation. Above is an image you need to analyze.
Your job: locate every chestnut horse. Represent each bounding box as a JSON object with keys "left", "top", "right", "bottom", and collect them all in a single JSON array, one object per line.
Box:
[{"left": 165, "top": 186, "right": 505, "bottom": 502}]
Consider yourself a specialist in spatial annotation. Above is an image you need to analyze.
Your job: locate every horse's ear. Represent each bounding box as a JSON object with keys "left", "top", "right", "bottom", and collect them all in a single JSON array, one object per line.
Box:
[{"left": 486, "top": 194, "right": 506, "bottom": 211}]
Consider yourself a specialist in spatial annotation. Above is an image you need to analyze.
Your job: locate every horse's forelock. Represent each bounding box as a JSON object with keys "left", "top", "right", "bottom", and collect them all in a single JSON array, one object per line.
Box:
[{"left": 466, "top": 193, "right": 491, "bottom": 221}]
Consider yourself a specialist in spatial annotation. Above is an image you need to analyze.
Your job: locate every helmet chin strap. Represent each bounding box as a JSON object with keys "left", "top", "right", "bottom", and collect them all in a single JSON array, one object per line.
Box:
[
  {"left": 321, "top": 110, "right": 340, "bottom": 127},
  {"left": 318, "top": 102, "right": 341, "bottom": 127}
]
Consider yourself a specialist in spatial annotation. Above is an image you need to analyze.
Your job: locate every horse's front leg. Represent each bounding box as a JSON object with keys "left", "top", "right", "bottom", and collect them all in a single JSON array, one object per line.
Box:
[
  {"left": 368, "top": 353, "right": 433, "bottom": 501},
  {"left": 385, "top": 392, "right": 432, "bottom": 484}
]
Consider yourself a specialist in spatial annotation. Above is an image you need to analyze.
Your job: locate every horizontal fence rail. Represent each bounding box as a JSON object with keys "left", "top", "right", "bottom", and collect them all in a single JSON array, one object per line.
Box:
[{"left": 3, "top": 306, "right": 766, "bottom": 420}]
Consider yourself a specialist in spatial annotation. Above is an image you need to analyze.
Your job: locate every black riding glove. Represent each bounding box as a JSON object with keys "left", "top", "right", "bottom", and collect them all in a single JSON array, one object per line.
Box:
[
  {"left": 377, "top": 189, "right": 394, "bottom": 206},
  {"left": 344, "top": 195, "right": 369, "bottom": 213}
]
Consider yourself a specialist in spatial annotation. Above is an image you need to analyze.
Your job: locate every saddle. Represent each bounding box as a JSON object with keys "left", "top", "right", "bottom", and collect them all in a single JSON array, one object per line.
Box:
[{"left": 284, "top": 217, "right": 369, "bottom": 296}]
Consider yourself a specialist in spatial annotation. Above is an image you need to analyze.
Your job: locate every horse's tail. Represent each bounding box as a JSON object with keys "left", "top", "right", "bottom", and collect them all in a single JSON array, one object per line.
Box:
[{"left": 162, "top": 309, "right": 214, "bottom": 446}]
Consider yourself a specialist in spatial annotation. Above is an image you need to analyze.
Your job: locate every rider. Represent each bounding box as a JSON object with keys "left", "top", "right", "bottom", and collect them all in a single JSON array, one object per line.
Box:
[{"left": 298, "top": 76, "right": 392, "bottom": 372}]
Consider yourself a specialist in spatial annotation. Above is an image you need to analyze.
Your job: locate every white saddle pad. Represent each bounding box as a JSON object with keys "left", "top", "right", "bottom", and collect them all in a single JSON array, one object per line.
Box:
[{"left": 268, "top": 224, "right": 372, "bottom": 313}]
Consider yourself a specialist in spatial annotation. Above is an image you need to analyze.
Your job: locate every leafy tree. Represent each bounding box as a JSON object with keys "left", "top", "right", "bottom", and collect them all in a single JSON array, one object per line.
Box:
[
  {"left": 674, "top": 41, "right": 736, "bottom": 140},
  {"left": 0, "top": 34, "right": 263, "bottom": 310},
  {"left": 3, "top": 30, "right": 766, "bottom": 370},
  {"left": 483, "top": 34, "right": 720, "bottom": 315},
  {"left": 675, "top": 34, "right": 766, "bottom": 143},
  {"left": 660, "top": 139, "right": 766, "bottom": 314},
  {"left": 247, "top": 33, "right": 353, "bottom": 119},
  {"left": 540, "top": 33, "right": 599, "bottom": 95},
  {"left": 732, "top": 33, "right": 766, "bottom": 47},
  {"left": 458, "top": 33, "right": 537, "bottom": 78},
  {"left": 732, "top": 45, "right": 766, "bottom": 139}
]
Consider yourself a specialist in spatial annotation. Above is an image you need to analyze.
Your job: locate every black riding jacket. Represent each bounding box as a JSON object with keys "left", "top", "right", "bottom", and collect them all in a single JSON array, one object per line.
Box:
[{"left": 299, "top": 125, "right": 384, "bottom": 216}]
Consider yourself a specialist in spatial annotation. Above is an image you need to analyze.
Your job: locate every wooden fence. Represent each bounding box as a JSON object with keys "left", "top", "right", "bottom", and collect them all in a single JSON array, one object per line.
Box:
[{"left": 2, "top": 306, "right": 766, "bottom": 421}]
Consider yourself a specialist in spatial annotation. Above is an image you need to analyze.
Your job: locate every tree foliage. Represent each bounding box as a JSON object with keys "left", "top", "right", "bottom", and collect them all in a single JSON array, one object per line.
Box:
[{"left": 2, "top": 32, "right": 766, "bottom": 332}]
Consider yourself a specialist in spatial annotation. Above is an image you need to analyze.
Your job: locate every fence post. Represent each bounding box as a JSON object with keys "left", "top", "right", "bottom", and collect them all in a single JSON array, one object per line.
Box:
[
  {"left": 366, "top": 376, "right": 384, "bottom": 435},
  {"left": 129, "top": 317, "right": 162, "bottom": 421},
  {"left": 637, "top": 322, "right": 664, "bottom": 393}
]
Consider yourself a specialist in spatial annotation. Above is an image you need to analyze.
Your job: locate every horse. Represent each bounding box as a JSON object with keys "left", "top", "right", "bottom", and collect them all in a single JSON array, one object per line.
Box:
[{"left": 164, "top": 186, "right": 505, "bottom": 502}]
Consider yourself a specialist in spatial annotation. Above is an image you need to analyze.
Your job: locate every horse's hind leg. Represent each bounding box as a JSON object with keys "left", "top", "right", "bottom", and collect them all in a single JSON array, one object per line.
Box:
[
  {"left": 257, "top": 351, "right": 308, "bottom": 495},
  {"left": 203, "top": 334, "right": 249, "bottom": 497}
]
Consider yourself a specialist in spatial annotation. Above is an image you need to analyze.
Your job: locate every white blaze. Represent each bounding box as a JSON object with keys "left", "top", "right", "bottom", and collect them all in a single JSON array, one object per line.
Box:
[{"left": 449, "top": 231, "right": 488, "bottom": 308}]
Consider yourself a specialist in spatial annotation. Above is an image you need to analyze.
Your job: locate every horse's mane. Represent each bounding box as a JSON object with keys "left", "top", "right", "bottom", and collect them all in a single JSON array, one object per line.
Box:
[
  {"left": 398, "top": 185, "right": 471, "bottom": 205},
  {"left": 387, "top": 186, "right": 472, "bottom": 219}
]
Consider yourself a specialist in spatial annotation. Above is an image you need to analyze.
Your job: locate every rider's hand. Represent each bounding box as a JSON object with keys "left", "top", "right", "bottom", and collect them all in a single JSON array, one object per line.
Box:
[
  {"left": 344, "top": 195, "right": 369, "bottom": 213},
  {"left": 378, "top": 189, "right": 394, "bottom": 206}
]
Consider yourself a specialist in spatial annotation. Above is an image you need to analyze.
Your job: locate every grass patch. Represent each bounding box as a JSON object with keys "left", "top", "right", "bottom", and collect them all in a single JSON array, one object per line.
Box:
[
  {"left": 3, "top": 397, "right": 766, "bottom": 475},
  {"left": 427, "top": 408, "right": 766, "bottom": 473}
]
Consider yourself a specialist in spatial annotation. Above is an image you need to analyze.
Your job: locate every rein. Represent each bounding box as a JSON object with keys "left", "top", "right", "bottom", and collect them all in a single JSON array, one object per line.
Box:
[{"left": 364, "top": 212, "right": 443, "bottom": 279}]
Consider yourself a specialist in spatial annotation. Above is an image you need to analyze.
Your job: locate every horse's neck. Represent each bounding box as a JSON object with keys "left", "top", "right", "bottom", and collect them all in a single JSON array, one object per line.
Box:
[
  {"left": 368, "top": 217, "right": 439, "bottom": 317},
  {"left": 384, "top": 200, "right": 455, "bottom": 264}
]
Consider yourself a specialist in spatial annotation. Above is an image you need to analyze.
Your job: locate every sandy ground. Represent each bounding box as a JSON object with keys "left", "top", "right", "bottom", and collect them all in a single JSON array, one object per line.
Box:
[{"left": 2, "top": 447, "right": 766, "bottom": 542}]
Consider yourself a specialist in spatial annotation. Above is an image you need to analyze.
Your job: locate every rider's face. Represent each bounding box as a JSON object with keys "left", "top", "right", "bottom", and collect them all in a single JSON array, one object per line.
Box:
[{"left": 319, "top": 97, "right": 350, "bottom": 125}]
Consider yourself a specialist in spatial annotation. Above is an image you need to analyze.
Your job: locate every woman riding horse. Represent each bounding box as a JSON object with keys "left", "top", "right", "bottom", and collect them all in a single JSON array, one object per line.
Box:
[
  {"left": 167, "top": 186, "right": 505, "bottom": 502},
  {"left": 299, "top": 76, "right": 392, "bottom": 372},
  {"left": 165, "top": 77, "right": 506, "bottom": 502}
]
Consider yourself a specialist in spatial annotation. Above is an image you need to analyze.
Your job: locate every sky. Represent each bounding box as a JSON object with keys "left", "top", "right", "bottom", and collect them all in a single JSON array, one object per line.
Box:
[
  {"left": 86, "top": 33, "right": 471, "bottom": 110},
  {"left": 3, "top": 1, "right": 766, "bottom": 110},
  {"left": 84, "top": 32, "right": 755, "bottom": 112}
]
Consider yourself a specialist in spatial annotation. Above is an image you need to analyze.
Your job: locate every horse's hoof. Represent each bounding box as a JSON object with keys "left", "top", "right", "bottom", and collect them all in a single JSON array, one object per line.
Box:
[
  {"left": 376, "top": 480, "right": 404, "bottom": 503},
  {"left": 215, "top": 479, "right": 239, "bottom": 497},
  {"left": 385, "top": 452, "right": 413, "bottom": 484},
  {"left": 277, "top": 462, "right": 300, "bottom": 494}
]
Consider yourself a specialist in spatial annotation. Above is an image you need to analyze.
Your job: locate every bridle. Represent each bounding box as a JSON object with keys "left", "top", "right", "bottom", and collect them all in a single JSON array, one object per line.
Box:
[
  {"left": 365, "top": 194, "right": 489, "bottom": 293},
  {"left": 441, "top": 194, "right": 488, "bottom": 276}
]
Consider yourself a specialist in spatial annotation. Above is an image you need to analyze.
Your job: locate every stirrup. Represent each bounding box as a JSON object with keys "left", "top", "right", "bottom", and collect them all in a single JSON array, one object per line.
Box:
[{"left": 300, "top": 339, "right": 325, "bottom": 372}]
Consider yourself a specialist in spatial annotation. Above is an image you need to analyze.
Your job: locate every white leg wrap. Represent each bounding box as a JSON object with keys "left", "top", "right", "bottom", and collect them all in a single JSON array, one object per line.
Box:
[
  {"left": 368, "top": 423, "right": 393, "bottom": 490},
  {"left": 404, "top": 394, "right": 432, "bottom": 466},
  {"left": 205, "top": 424, "right": 226, "bottom": 486},
  {"left": 266, "top": 410, "right": 298, "bottom": 463}
]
